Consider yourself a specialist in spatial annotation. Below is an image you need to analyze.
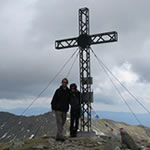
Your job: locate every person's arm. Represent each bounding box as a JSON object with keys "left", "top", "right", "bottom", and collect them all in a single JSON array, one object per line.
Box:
[
  {"left": 69, "top": 91, "right": 72, "bottom": 105},
  {"left": 51, "top": 90, "right": 58, "bottom": 111},
  {"left": 78, "top": 91, "right": 81, "bottom": 105},
  {"left": 78, "top": 91, "right": 81, "bottom": 115}
]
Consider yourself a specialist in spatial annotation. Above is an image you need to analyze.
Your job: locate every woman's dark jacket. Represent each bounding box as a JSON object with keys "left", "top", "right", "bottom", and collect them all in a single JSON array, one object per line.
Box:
[
  {"left": 51, "top": 86, "right": 70, "bottom": 112},
  {"left": 69, "top": 91, "right": 81, "bottom": 117}
]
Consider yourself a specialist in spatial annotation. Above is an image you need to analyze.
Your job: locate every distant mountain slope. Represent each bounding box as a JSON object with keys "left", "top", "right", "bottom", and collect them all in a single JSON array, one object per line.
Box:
[
  {"left": 0, "top": 111, "right": 150, "bottom": 143},
  {"left": 1, "top": 108, "right": 150, "bottom": 127},
  {"left": 95, "top": 111, "right": 150, "bottom": 127},
  {"left": 92, "top": 119, "right": 150, "bottom": 143},
  {"left": 0, "top": 112, "right": 57, "bottom": 142}
]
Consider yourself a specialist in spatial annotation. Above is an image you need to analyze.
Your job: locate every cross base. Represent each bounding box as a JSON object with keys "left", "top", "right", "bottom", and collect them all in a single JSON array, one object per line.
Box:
[{"left": 77, "top": 130, "right": 96, "bottom": 137}]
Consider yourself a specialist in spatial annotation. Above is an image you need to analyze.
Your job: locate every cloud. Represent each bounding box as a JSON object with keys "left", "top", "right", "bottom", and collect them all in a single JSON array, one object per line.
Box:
[
  {"left": 0, "top": 0, "right": 150, "bottom": 114},
  {"left": 93, "top": 61, "right": 150, "bottom": 113},
  {"left": 112, "top": 62, "right": 139, "bottom": 84},
  {"left": 0, "top": 97, "right": 51, "bottom": 110}
]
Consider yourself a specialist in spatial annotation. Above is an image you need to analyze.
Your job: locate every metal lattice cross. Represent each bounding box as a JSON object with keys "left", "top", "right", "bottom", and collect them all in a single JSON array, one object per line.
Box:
[{"left": 55, "top": 7, "right": 118, "bottom": 132}]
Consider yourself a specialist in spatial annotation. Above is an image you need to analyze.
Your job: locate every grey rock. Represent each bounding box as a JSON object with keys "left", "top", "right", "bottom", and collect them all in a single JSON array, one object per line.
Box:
[{"left": 32, "top": 145, "right": 45, "bottom": 150}]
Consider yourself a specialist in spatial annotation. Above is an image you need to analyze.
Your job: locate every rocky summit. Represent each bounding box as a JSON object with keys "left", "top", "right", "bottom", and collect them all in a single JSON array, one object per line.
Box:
[
  {"left": 0, "top": 134, "right": 150, "bottom": 150},
  {"left": 0, "top": 111, "right": 150, "bottom": 150},
  {"left": 0, "top": 136, "right": 104, "bottom": 150}
]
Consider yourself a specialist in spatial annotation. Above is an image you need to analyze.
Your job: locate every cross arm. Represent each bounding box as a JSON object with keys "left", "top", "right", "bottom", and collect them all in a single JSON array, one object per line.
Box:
[
  {"left": 55, "top": 37, "right": 78, "bottom": 49},
  {"left": 90, "top": 31, "right": 118, "bottom": 45}
]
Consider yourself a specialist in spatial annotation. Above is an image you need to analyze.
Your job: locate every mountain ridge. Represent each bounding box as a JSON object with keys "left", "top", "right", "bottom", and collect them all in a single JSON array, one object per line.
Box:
[
  {"left": 1, "top": 108, "right": 150, "bottom": 127},
  {"left": 0, "top": 111, "right": 150, "bottom": 149}
]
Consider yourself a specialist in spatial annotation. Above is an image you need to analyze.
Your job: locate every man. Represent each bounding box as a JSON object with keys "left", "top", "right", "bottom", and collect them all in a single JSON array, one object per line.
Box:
[
  {"left": 51, "top": 78, "right": 70, "bottom": 141},
  {"left": 69, "top": 83, "right": 81, "bottom": 137}
]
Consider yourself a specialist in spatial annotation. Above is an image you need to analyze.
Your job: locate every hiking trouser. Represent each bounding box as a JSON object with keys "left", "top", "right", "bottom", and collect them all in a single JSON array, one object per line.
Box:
[
  {"left": 70, "top": 112, "right": 80, "bottom": 135},
  {"left": 55, "top": 111, "right": 66, "bottom": 139}
]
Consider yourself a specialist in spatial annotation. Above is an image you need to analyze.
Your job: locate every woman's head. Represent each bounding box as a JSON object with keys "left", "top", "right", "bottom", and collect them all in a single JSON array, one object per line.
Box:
[{"left": 70, "top": 83, "right": 77, "bottom": 92}]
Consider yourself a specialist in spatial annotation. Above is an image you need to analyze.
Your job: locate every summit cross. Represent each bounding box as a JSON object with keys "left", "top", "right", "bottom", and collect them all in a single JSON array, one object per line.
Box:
[{"left": 55, "top": 7, "right": 118, "bottom": 131}]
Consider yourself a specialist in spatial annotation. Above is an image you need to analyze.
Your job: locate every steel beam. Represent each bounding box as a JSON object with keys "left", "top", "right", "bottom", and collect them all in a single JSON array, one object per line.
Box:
[
  {"left": 55, "top": 37, "right": 78, "bottom": 49},
  {"left": 90, "top": 31, "right": 118, "bottom": 45}
]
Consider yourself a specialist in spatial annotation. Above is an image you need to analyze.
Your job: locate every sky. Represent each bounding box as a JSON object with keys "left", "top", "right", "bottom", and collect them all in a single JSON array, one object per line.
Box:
[{"left": 0, "top": 0, "right": 150, "bottom": 119}]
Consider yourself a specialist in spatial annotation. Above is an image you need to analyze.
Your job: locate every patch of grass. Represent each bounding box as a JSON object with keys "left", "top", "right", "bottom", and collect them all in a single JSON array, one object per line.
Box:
[
  {"left": 14, "top": 137, "right": 50, "bottom": 150},
  {"left": 94, "top": 146, "right": 104, "bottom": 150},
  {"left": 0, "top": 142, "right": 12, "bottom": 150}
]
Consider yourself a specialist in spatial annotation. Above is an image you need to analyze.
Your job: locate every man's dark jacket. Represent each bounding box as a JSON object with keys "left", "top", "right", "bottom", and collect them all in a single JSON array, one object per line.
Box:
[{"left": 51, "top": 86, "right": 70, "bottom": 112}]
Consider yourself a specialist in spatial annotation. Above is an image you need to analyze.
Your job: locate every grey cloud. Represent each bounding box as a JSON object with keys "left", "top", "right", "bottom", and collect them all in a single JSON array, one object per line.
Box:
[
  {"left": 94, "top": 94, "right": 119, "bottom": 105},
  {"left": 0, "top": 0, "right": 150, "bottom": 103}
]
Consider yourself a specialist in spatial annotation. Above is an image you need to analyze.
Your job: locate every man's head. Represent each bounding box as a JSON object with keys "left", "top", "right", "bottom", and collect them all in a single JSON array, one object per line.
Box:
[
  {"left": 70, "top": 83, "right": 77, "bottom": 92},
  {"left": 61, "top": 78, "right": 69, "bottom": 88}
]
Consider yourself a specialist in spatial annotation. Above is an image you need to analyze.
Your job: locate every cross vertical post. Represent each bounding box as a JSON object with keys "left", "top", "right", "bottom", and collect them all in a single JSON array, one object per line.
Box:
[{"left": 78, "top": 8, "right": 92, "bottom": 131}]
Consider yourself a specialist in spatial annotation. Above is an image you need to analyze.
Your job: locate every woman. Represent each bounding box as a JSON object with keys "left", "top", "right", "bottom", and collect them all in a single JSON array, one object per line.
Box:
[{"left": 69, "top": 83, "right": 81, "bottom": 137}]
